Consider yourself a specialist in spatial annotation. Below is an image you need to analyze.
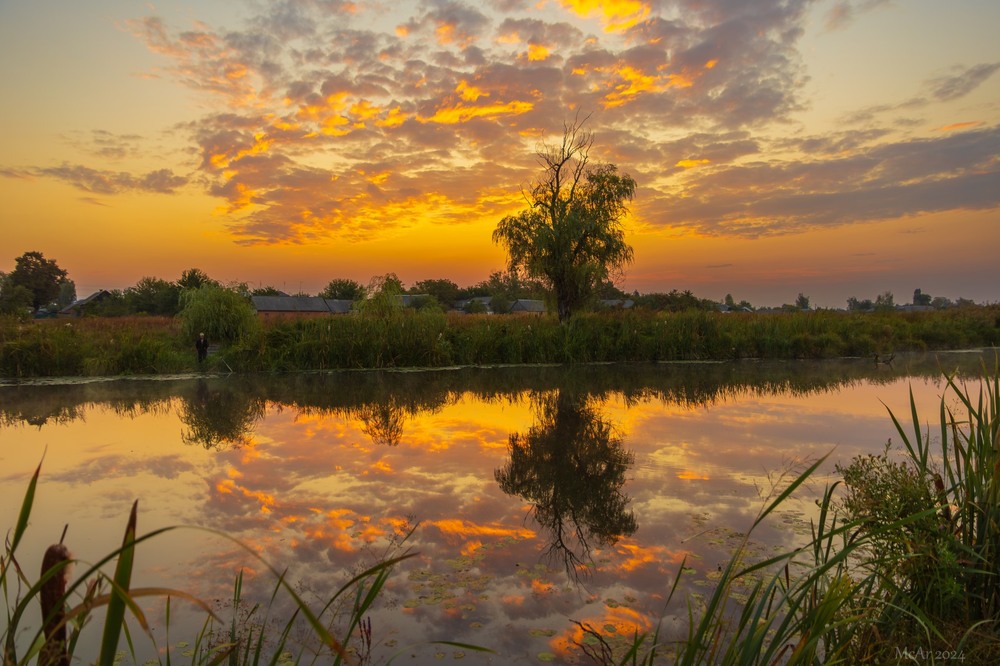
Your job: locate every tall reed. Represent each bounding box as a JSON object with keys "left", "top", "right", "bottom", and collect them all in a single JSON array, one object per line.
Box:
[{"left": 608, "top": 363, "right": 999, "bottom": 664}]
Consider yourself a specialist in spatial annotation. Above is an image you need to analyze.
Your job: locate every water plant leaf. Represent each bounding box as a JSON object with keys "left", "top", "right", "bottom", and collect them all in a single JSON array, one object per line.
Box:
[
  {"left": 10, "top": 459, "right": 42, "bottom": 555},
  {"left": 98, "top": 500, "right": 138, "bottom": 666}
]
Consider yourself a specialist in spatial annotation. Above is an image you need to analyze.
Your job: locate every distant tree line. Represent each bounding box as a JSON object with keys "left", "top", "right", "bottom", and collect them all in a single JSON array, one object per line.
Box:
[{"left": 1, "top": 249, "right": 984, "bottom": 321}]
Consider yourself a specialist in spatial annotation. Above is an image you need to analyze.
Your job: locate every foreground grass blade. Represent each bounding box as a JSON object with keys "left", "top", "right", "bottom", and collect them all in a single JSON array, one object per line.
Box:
[
  {"left": 10, "top": 460, "right": 42, "bottom": 556},
  {"left": 98, "top": 500, "right": 138, "bottom": 666}
]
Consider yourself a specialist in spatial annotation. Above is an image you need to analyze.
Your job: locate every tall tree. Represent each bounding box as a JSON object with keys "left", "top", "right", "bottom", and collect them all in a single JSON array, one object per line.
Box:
[
  {"left": 8, "top": 251, "right": 69, "bottom": 311},
  {"left": 493, "top": 118, "right": 636, "bottom": 322},
  {"left": 126, "top": 277, "right": 181, "bottom": 315},
  {"left": 411, "top": 278, "right": 460, "bottom": 306},
  {"left": 177, "top": 267, "right": 217, "bottom": 291},
  {"left": 320, "top": 278, "right": 366, "bottom": 300}
]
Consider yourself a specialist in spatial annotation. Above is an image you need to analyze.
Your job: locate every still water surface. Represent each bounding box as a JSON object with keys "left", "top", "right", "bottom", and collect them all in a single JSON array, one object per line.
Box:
[{"left": 1, "top": 352, "right": 993, "bottom": 663}]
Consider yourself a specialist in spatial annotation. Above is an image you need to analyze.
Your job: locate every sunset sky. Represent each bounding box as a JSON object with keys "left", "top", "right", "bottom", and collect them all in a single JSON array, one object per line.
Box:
[{"left": 1, "top": 0, "right": 998, "bottom": 307}]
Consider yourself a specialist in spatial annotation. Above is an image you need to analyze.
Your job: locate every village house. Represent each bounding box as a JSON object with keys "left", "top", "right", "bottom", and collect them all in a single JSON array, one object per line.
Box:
[{"left": 250, "top": 295, "right": 354, "bottom": 319}]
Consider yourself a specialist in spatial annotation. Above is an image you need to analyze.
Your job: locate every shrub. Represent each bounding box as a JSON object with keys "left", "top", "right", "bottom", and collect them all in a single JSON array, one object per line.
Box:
[{"left": 178, "top": 285, "right": 259, "bottom": 345}]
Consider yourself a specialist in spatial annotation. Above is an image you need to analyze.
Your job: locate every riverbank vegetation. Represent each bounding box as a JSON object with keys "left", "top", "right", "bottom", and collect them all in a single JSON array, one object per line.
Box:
[
  {"left": 2, "top": 304, "right": 999, "bottom": 378},
  {"left": 4, "top": 365, "right": 997, "bottom": 663}
]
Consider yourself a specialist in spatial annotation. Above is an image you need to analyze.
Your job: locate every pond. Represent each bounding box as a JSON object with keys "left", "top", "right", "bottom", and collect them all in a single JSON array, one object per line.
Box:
[{"left": 1, "top": 351, "right": 995, "bottom": 664}]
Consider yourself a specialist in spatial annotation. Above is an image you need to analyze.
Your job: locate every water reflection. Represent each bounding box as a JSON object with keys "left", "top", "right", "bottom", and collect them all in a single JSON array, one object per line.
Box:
[
  {"left": 496, "top": 390, "right": 637, "bottom": 577},
  {"left": 1, "top": 351, "right": 997, "bottom": 663},
  {"left": 2, "top": 351, "right": 993, "bottom": 429},
  {"left": 179, "top": 379, "right": 266, "bottom": 449}
]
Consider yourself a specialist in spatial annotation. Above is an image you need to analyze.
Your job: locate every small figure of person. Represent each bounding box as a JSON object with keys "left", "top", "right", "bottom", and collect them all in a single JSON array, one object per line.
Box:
[{"left": 196, "top": 332, "right": 209, "bottom": 364}]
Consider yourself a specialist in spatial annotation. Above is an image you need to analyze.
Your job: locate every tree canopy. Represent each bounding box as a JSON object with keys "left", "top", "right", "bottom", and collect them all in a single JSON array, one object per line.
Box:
[
  {"left": 320, "top": 278, "right": 366, "bottom": 301},
  {"left": 493, "top": 118, "right": 636, "bottom": 322},
  {"left": 7, "top": 251, "right": 69, "bottom": 311}
]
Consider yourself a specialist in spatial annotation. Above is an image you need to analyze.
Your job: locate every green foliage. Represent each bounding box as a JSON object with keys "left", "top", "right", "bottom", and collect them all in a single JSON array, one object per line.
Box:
[
  {"left": 177, "top": 267, "right": 217, "bottom": 291},
  {"left": 4, "top": 305, "right": 1000, "bottom": 377},
  {"left": 837, "top": 443, "right": 964, "bottom": 616},
  {"left": 6, "top": 251, "right": 69, "bottom": 311},
  {"left": 356, "top": 273, "right": 404, "bottom": 320},
  {"left": 411, "top": 278, "right": 461, "bottom": 306},
  {"left": 493, "top": 119, "right": 635, "bottom": 322},
  {"left": 178, "top": 284, "right": 259, "bottom": 345},
  {"left": 126, "top": 277, "right": 181, "bottom": 316},
  {"left": 57, "top": 280, "right": 76, "bottom": 308},
  {"left": 319, "top": 278, "right": 366, "bottom": 300},
  {"left": 633, "top": 290, "right": 716, "bottom": 312},
  {"left": 0, "top": 279, "right": 33, "bottom": 316}
]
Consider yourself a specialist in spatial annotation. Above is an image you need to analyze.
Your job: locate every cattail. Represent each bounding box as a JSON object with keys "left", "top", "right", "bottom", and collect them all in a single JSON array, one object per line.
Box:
[{"left": 39, "top": 540, "right": 71, "bottom": 666}]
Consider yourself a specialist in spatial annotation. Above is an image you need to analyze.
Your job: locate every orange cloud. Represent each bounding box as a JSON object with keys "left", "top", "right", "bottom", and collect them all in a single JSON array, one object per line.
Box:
[
  {"left": 376, "top": 106, "right": 409, "bottom": 127},
  {"left": 677, "top": 469, "right": 710, "bottom": 480},
  {"left": 559, "top": 0, "right": 651, "bottom": 32},
  {"left": 527, "top": 44, "right": 551, "bottom": 61},
  {"left": 599, "top": 65, "right": 693, "bottom": 108},
  {"left": 676, "top": 159, "right": 710, "bottom": 169},
  {"left": 937, "top": 121, "right": 983, "bottom": 132},
  {"left": 429, "top": 519, "right": 534, "bottom": 540},
  {"left": 209, "top": 133, "right": 272, "bottom": 170},
  {"left": 457, "top": 80, "right": 489, "bottom": 101},
  {"left": 421, "top": 100, "right": 534, "bottom": 124}
]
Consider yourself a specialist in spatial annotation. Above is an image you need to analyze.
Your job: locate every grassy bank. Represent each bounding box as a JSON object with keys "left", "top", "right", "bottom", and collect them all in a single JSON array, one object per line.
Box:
[{"left": 2, "top": 306, "right": 999, "bottom": 378}]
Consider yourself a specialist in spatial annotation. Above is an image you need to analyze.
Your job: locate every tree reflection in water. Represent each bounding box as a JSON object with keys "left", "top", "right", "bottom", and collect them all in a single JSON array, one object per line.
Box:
[
  {"left": 354, "top": 400, "right": 406, "bottom": 446},
  {"left": 495, "top": 390, "right": 637, "bottom": 578},
  {"left": 179, "top": 379, "right": 266, "bottom": 449}
]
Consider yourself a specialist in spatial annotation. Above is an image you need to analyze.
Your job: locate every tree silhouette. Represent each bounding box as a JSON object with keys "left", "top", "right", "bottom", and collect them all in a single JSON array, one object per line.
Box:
[
  {"left": 495, "top": 390, "right": 637, "bottom": 577},
  {"left": 7, "top": 251, "right": 69, "bottom": 311},
  {"left": 493, "top": 117, "right": 636, "bottom": 322}
]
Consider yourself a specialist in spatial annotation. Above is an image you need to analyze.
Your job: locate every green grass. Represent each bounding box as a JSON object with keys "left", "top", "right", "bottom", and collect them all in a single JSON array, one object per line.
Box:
[{"left": 3, "top": 305, "right": 999, "bottom": 377}]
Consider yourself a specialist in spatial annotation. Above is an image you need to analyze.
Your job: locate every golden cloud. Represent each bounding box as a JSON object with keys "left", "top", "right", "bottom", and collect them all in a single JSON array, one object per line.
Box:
[
  {"left": 421, "top": 100, "right": 534, "bottom": 124},
  {"left": 559, "top": 0, "right": 651, "bottom": 32},
  {"left": 527, "top": 44, "right": 551, "bottom": 61}
]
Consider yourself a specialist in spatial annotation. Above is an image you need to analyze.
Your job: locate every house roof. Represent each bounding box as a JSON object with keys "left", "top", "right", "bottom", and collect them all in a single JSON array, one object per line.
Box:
[
  {"left": 252, "top": 295, "right": 353, "bottom": 313},
  {"left": 59, "top": 290, "right": 111, "bottom": 313},
  {"left": 324, "top": 298, "right": 354, "bottom": 314},
  {"left": 508, "top": 299, "right": 546, "bottom": 312}
]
